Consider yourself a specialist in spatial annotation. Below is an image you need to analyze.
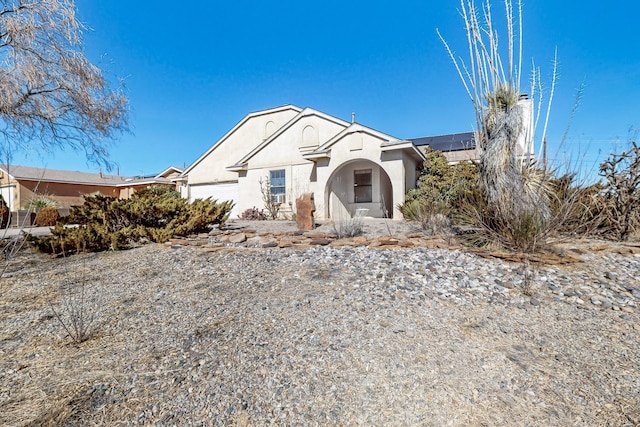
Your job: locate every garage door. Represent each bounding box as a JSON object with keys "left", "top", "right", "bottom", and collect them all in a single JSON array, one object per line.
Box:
[
  {"left": 0, "top": 186, "right": 14, "bottom": 211},
  {"left": 189, "top": 183, "right": 240, "bottom": 219}
]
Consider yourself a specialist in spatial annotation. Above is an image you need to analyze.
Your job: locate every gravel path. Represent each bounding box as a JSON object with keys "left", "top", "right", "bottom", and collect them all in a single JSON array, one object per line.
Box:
[{"left": 1, "top": 222, "right": 639, "bottom": 426}]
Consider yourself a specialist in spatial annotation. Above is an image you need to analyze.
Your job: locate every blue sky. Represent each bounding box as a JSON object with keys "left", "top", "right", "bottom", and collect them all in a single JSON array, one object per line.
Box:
[{"left": 11, "top": 0, "right": 640, "bottom": 179}]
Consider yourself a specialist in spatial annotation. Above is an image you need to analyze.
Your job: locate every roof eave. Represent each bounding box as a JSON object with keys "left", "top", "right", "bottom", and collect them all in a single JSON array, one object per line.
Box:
[
  {"left": 382, "top": 141, "right": 426, "bottom": 161},
  {"left": 302, "top": 151, "right": 331, "bottom": 160},
  {"left": 226, "top": 164, "right": 248, "bottom": 172}
]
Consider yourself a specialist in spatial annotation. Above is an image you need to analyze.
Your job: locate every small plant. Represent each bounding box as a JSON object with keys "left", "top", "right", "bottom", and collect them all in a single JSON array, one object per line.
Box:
[
  {"left": 519, "top": 262, "right": 537, "bottom": 297},
  {"left": 240, "top": 207, "right": 268, "bottom": 220},
  {"left": 332, "top": 208, "right": 366, "bottom": 238},
  {"left": 35, "top": 206, "right": 61, "bottom": 226},
  {"left": 27, "top": 193, "right": 57, "bottom": 210},
  {"left": 401, "top": 199, "right": 452, "bottom": 235},
  {"left": 48, "top": 270, "right": 98, "bottom": 344},
  {"left": 457, "top": 188, "right": 550, "bottom": 253},
  {"left": 259, "top": 177, "right": 282, "bottom": 220}
]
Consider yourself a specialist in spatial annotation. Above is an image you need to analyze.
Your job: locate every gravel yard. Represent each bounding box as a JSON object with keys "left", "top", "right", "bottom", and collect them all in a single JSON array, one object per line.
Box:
[{"left": 1, "top": 220, "right": 639, "bottom": 426}]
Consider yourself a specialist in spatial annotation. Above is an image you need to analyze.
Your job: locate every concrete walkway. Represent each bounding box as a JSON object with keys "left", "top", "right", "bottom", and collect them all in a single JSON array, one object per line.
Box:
[{"left": 0, "top": 226, "right": 52, "bottom": 238}]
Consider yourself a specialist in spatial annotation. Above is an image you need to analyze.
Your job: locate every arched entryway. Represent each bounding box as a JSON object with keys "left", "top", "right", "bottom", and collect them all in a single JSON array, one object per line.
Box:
[{"left": 324, "top": 159, "right": 393, "bottom": 219}]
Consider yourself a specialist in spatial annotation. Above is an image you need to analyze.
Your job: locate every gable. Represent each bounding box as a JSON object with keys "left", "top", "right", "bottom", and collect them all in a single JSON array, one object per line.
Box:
[
  {"left": 229, "top": 107, "right": 351, "bottom": 170},
  {"left": 184, "top": 105, "right": 302, "bottom": 184},
  {"left": 303, "top": 124, "right": 425, "bottom": 164},
  {"left": 240, "top": 111, "right": 350, "bottom": 169}
]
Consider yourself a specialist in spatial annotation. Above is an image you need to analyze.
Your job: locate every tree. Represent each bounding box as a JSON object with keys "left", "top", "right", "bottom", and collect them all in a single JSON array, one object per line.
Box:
[
  {"left": 0, "top": 0, "right": 128, "bottom": 165},
  {"left": 436, "top": 0, "right": 562, "bottom": 252}
]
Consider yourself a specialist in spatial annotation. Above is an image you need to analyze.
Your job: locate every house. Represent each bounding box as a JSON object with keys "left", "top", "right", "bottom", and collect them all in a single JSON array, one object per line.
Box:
[
  {"left": 179, "top": 105, "right": 426, "bottom": 220},
  {"left": 180, "top": 101, "right": 534, "bottom": 221},
  {"left": 0, "top": 165, "right": 182, "bottom": 223}
]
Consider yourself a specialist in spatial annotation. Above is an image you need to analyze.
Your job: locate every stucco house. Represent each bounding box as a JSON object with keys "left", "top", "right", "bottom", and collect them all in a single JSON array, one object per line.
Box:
[
  {"left": 179, "top": 105, "right": 429, "bottom": 220},
  {"left": 0, "top": 165, "right": 182, "bottom": 225},
  {"left": 179, "top": 101, "right": 533, "bottom": 221}
]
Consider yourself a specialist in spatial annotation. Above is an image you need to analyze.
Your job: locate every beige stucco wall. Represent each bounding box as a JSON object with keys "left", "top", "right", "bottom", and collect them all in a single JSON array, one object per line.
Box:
[
  {"left": 247, "top": 115, "right": 347, "bottom": 169},
  {"left": 232, "top": 114, "right": 348, "bottom": 217},
  {"left": 187, "top": 108, "right": 300, "bottom": 185},
  {"left": 325, "top": 160, "right": 392, "bottom": 219},
  {"left": 237, "top": 163, "right": 315, "bottom": 216},
  {"left": 314, "top": 132, "right": 419, "bottom": 220}
]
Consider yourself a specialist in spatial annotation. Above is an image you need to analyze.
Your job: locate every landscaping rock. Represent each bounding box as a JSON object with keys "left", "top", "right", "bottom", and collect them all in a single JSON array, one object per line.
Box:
[{"left": 295, "top": 193, "right": 315, "bottom": 231}]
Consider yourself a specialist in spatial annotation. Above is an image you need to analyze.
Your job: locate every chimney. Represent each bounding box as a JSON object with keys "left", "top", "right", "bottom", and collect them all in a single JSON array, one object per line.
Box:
[
  {"left": 351, "top": 112, "right": 355, "bottom": 123},
  {"left": 99, "top": 167, "right": 103, "bottom": 178}
]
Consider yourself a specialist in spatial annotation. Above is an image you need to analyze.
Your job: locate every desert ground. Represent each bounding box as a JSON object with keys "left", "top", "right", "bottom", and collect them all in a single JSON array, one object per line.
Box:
[{"left": 1, "top": 220, "right": 639, "bottom": 426}]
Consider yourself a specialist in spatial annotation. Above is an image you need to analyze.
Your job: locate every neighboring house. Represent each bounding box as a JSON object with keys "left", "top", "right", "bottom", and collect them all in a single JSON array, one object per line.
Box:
[
  {"left": 0, "top": 164, "right": 182, "bottom": 213},
  {"left": 117, "top": 166, "right": 184, "bottom": 199},
  {"left": 180, "top": 105, "right": 426, "bottom": 220}
]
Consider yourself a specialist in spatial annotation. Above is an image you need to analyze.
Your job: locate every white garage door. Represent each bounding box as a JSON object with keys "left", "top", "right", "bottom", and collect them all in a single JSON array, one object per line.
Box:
[
  {"left": 0, "top": 186, "right": 14, "bottom": 211},
  {"left": 189, "top": 183, "right": 240, "bottom": 218}
]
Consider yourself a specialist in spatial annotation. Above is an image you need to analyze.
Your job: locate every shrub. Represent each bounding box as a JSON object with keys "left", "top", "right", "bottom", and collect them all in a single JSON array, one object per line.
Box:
[
  {"left": 174, "top": 197, "right": 233, "bottom": 236},
  {"left": 456, "top": 190, "right": 547, "bottom": 252},
  {"left": 29, "top": 186, "right": 233, "bottom": 255},
  {"left": 35, "top": 206, "right": 61, "bottom": 226},
  {"left": 401, "top": 149, "right": 478, "bottom": 233},
  {"left": 547, "top": 174, "right": 606, "bottom": 236},
  {"left": 260, "top": 177, "right": 281, "bottom": 219},
  {"left": 27, "top": 194, "right": 57, "bottom": 210},
  {"left": 596, "top": 139, "right": 640, "bottom": 241},
  {"left": 332, "top": 209, "right": 366, "bottom": 238},
  {"left": 240, "top": 207, "right": 268, "bottom": 220},
  {"left": 48, "top": 269, "right": 99, "bottom": 344}
]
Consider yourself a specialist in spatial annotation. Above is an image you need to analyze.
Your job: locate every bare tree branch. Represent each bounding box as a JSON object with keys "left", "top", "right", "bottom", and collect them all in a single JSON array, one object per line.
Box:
[{"left": 0, "top": 0, "right": 128, "bottom": 167}]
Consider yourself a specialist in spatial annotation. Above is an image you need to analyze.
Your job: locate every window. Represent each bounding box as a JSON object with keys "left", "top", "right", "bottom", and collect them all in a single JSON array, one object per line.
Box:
[
  {"left": 354, "top": 169, "right": 372, "bottom": 203},
  {"left": 270, "top": 169, "right": 285, "bottom": 203}
]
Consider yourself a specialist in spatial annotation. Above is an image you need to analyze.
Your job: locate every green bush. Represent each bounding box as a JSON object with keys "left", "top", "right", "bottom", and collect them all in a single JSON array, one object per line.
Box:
[
  {"left": 401, "top": 149, "right": 478, "bottom": 231},
  {"left": 35, "top": 207, "right": 61, "bottom": 226},
  {"left": 29, "top": 186, "right": 233, "bottom": 255}
]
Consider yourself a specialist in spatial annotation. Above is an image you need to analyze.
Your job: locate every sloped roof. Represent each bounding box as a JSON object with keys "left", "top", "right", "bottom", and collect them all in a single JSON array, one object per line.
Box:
[
  {"left": 409, "top": 132, "right": 476, "bottom": 152},
  {"left": 182, "top": 104, "right": 304, "bottom": 176},
  {"left": 155, "top": 166, "right": 184, "bottom": 179},
  {"left": 116, "top": 176, "right": 174, "bottom": 187},
  {"left": 303, "top": 123, "right": 425, "bottom": 162},
  {"left": 0, "top": 165, "right": 128, "bottom": 186},
  {"left": 0, "top": 165, "right": 177, "bottom": 187}
]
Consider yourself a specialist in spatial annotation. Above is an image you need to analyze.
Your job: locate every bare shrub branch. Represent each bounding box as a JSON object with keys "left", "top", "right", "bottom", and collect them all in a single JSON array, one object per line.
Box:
[
  {"left": 259, "top": 177, "right": 281, "bottom": 220},
  {"left": 598, "top": 135, "right": 640, "bottom": 241},
  {"left": 48, "top": 265, "right": 99, "bottom": 343}
]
